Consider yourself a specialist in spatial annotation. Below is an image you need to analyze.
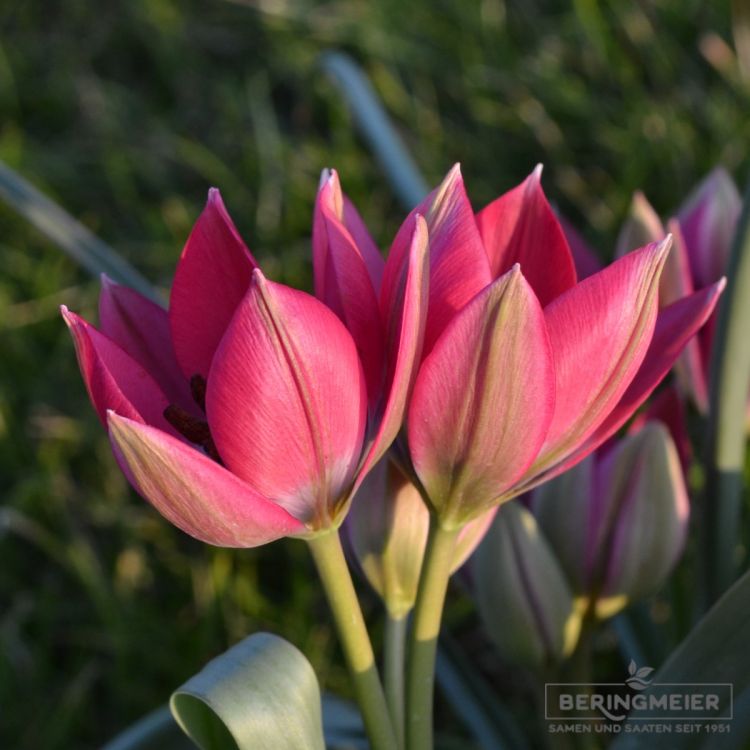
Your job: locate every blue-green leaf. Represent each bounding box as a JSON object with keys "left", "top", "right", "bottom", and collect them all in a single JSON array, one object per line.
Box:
[{"left": 170, "top": 632, "right": 326, "bottom": 750}]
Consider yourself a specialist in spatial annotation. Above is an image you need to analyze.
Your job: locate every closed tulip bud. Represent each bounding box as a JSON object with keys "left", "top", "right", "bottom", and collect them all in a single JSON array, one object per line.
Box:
[
  {"left": 532, "top": 422, "right": 689, "bottom": 619},
  {"left": 345, "top": 459, "right": 495, "bottom": 618},
  {"left": 472, "top": 502, "right": 582, "bottom": 669}
]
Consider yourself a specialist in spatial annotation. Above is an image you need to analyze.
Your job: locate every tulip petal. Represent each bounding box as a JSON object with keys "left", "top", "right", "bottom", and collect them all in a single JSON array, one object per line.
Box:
[
  {"left": 678, "top": 167, "right": 741, "bottom": 289},
  {"left": 206, "top": 271, "right": 367, "bottom": 526},
  {"left": 108, "top": 413, "right": 304, "bottom": 547},
  {"left": 357, "top": 215, "right": 429, "bottom": 482},
  {"left": 559, "top": 215, "right": 603, "bottom": 280},
  {"left": 62, "top": 307, "right": 173, "bottom": 433},
  {"left": 313, "top": 170, "right": 385, "bottom": 408},
  {"left": 342, "top": 193, "right": 385, "bottom": 292},
  {"left": 523, "top": 279, "right": 725, "bottom": 489},
  {"left": 534, "top": 240, "right": 670, "bottom": 472},
  {"left": 383, "top": 164, "right": 491, "bottom": 356},
  {"left": 408, "top": 266, "right": 555, "bottom": 526},
  {"left": 476, "top": 166, "right": 577, "bottom": 304},
  {"left": 99, "top": 276, "right": 195, "bottom": 413},
  {"left": 169, "top": 189, "right": 258, "bottom": 379}
]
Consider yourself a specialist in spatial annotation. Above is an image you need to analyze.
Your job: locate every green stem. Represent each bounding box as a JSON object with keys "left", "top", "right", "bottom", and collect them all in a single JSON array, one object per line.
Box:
[
  {"left": 701, "top": 174, "right": 750, "bottom": 609},
  {"left": 307, "top": 530, "right": 398, "bottom": 750},
  {"left": 384, "top": 611, "right": 408, "bottom": 750},
  {"left": 406, "top": 516, "right": 460, "bottom": 750}
]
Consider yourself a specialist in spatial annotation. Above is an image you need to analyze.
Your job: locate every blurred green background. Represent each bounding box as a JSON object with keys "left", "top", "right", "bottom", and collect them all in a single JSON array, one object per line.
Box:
[{"left": 1, "top": 1, "right": 748, "bottom": 747}]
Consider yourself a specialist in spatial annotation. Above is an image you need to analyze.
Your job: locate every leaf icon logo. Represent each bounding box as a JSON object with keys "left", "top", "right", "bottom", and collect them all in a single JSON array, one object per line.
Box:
[{"left": 625, "top": 661, "right": 655, "bottom": 691}]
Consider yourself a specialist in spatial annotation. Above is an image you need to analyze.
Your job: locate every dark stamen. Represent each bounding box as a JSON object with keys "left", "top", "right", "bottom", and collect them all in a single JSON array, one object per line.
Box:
[
  {"left": 164, "top": 404, "right": 223, "bottom": 465},
  {"left": 190, "top": 374, "right": 207, "bottom": 412}
]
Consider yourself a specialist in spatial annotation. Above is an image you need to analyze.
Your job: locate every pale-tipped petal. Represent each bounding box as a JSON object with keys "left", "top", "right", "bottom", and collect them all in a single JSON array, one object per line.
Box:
[
  {"left": 678, "top": 167, "right": 742, "bottom": 288},
  {"left": 108, "top": 413, "right": 305, "bottom": 547},
  {"left": 382, "top": 164, "right": 491, "bottom": 356},
  {"left": 476, "top": 165, "right": 577, "bottom": 304},
  {"left": 559, "top": 215, "right": 603, "bottom": 280},
  {"left": 614, "top": 192, "right": 664, "bottom": 258},
  {"left": 206, "top": 271, "right": 367, "bottom": 528},
  {"left": 525, "top": 280, "right": 725, "bottom": 489},
  {"left": 473, "top": 502, "right": 581, "bottom": 668},
  {"left": 357, "top": 215, "right": 429, "bottom": 482},
  {"left": 408, "top": 266, "right": 555, "bottom": 527},
  {"left": 313, "top": 169, "right": 385, "bottom": 408},
  {"left": 169, "top": 189, "right": 258, "bottom": 379},
  {"left": 62, "top": 307, "right": 172, "bottom": 433},
  {"left": 532, "top": 240, "right": 670, "bottom": 474},
  {"left": 99, "top": 276, "right": 195, "bottom": 412},
  {"left": 590, "top": 423, "right": 689, "bottom": 617},
  {"left": 346, "top": 458, "right": 494, "bottom": 617}
]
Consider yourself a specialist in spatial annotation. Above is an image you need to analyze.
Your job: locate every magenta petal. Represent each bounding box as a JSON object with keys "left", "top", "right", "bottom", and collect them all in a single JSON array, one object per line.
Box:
[
  {"left": 559, "top": 215, "right": 603, "bottom": 280},
  {"left": 62, "top": 307, "right": 173, "bottom": 433},
  {"left": 476, "top": 166, "right": 577, "bottom": 304},
  {"left": 342, "top": 195, "right": 385, "bottom": 292},
  {"left": 527, "top": 280, "right": 725, "bottom": 488},
  {"left": 408, "top": 266, "right": 555, "bottom": 526},
  {"left": 535, "top": 240, "right": 670, "bottom": 472},
  {"left": 169, "top": 189, "right": 258, "bottom": 379},
  {"left": 383, "top": 164, "right": 491, "bottom": 356},
  {"left": 108, "top": 413, "right": 304, "bottom": 547},
  {"left": 206, "top": 271, "right": 367, "bottom": 526},
  {"left": 99, "top": 276, "right": 195, "bottom": 412},
  {"left": 357, "top": 216, "right": 429, "bottom": 483},
  {"left": 313, "top": 170, "right": 385, "bottom": 408}
]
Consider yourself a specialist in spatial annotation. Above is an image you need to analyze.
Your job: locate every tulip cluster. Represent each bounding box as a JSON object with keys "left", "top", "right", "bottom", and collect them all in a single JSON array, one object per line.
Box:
[{"left": 63, "top": 164, "right": 724, "bottom": 750}]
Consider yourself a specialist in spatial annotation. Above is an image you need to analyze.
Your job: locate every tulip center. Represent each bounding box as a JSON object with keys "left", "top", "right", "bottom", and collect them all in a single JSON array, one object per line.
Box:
[{"left": 163, "top": 375, "right": 222, "bottom": 464}]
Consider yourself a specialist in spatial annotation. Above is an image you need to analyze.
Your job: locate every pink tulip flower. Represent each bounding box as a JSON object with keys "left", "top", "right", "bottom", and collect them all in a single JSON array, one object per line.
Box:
[
  {"left": 316, "top": 165, "right": 723, "bottom": 529},
  {"left": 63, "top": 188, "right": 429, "bottom": 547}
]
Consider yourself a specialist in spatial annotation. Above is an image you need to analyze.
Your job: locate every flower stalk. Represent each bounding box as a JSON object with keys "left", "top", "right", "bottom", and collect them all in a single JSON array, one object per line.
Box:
[
  {"left": 406, "top": 517, "right": 460, "bottom": 750},
  {"left": 306, "top": 530, "right": 398, "bottom": 750},
  {"left": 384, "top": 611, "right": 408, "bottom": 749}
]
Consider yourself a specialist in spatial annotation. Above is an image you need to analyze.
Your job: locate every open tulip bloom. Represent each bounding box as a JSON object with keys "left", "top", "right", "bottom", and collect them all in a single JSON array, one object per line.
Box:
[{"left": 64, "top": 165, "right": 724, "bottom": 750}]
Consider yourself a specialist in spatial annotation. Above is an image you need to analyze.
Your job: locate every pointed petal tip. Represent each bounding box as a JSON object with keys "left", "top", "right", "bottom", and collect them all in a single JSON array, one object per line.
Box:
[
  {"left": 207, "top": 186, "right": 221, "bottom": 202},
  {"left": 531, "top": 163, "right": 544, "bottom": 181},
  {"left": 60, "top": 304, "right": 73, "bottom": 325},
  {"left": 100, "top": 272, "right": 116, "bottom": 288},
  {"left": 318, "top": 167, "right": 333, "bottom": 190}
]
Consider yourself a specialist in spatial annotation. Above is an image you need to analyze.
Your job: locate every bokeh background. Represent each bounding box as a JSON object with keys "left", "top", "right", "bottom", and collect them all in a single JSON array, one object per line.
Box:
[{"left": 1, "top": 1, "right": 748, "bottom": 747}]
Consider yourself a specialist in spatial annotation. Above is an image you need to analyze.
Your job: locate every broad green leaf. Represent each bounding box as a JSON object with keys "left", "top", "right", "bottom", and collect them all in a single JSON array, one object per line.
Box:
[
  {"left": 170, "top": 632, "right": 325, "bottom": 750},
  {"left": 613, "top": 569, "right": 750, "bottom": 748}
]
